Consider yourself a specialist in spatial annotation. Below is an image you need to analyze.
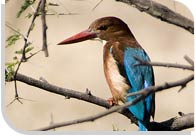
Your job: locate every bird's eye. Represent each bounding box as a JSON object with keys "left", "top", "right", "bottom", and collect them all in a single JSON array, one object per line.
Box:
[{"left": 98, "top": 25, "right": 108, "bottom": 30}]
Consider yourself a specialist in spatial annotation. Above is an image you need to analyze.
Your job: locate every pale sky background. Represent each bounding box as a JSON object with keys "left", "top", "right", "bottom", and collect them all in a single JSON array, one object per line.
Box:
[{"left": 4, "top": 0, "right": 194, "bottom": 132}]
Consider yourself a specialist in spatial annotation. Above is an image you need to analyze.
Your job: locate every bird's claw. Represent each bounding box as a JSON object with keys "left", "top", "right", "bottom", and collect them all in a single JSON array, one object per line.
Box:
[{"left": 107, "top": 98, "right": 117, "bottom": 106}]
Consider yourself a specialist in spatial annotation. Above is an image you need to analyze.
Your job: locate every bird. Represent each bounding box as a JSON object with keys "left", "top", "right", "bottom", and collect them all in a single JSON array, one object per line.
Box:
[{"left": 58, "top": 16, "right": 155, "bottom": 131}]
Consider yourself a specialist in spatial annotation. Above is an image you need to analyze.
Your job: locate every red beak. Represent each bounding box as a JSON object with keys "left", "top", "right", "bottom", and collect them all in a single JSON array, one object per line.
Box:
[{"left": 57, "top": 29, "right": 97, "bottom": 45}]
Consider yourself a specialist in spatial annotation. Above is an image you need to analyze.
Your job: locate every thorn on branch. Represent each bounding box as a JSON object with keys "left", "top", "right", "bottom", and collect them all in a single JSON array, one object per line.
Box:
[
  {"left": 86, "top": 88, "right": 92, "bottom": 96},
  {"left": 178, "top": 112, "right": 185, "bottom": 116},
  {"left": 177, "top": 85, "right": 186, "bottom": 92},
  {"left": 184, "top": 55, "right": 194, "bottom": 67},
  {"left": 48, "top": 2, "right": 59, "bottom": 6},
  {"left": 39, "top": 77, "right": 49, "bottom": 83},
  {"left": 49, "top": 113, "right": 56, "bottom": 131},
  {"left": 164, "top": 82, "right": 169, "bottom": 88},
  {"left": 64, "top": 96, "right": 70, "bottom": 99}
]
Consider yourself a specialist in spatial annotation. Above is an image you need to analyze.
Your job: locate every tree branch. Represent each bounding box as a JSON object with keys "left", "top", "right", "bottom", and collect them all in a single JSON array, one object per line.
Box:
[
  {"left": 34, "top": 73, "right": 193, "bottom": 131},
  {"left": 14, "top": 73, "right": 110, "bottom": 107},
  {"left": 116, "top": 0, "right": 194, "bottom": 34},
  {"left": 21, "top": 0, "right": 42, "bottom": 61},
  {"left": 40, "top": 0, "right": 49, "bottom": 57},
  {"left": 10, "top": 72, "right": 193, "bottom": 131},
  {"left": 13, "top": 72, "right": 138, "bottom": 125},
  {"left": 134, "top": 56, "right": 194, "bottom": 71},
  {"left": 39, "top": 13, "right": 79, "bottom": 15},
  {"left": 36, "top": 112, "right": 194, "bottom": 131},
  {"left": 11, "top": 0, "right": 42, "bottom": 104},
  {"left": 149, "top": 113, "right": 194, "bottom": 131}
]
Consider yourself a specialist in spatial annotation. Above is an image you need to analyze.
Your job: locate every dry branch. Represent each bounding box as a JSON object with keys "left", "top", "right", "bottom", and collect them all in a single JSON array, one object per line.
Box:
[
  {"left": 39, "top": 13, "right": 79, "bottom": 15},
  {"left": 40, "top": 0, "right": 49, "bottom": 57},
  {"left": 149, "top": 113, "right": 194, "bottom": 131},
  {"left": 134, "top": 56, "right": 194, "bottom": 71},
  {"left": 14, "top": 73, "right": 110, "bottom": 108},
  {"left": 21, "top": 0, "right": 42, "bottom": 61},
  {"left": 116, "top": 0, "right": 194, "bottom": 34},
  {"left": 13, "top": 72, "right": 137, "bottom": 124},
  {"left": 11, "top": 72, "right": 193, "bottom": 131},
  {"left": 12, "top": 0, "right": 42, "bottom": 104},
  {"left": 36, "top": 113, "right": 194, "bottom": 131}
]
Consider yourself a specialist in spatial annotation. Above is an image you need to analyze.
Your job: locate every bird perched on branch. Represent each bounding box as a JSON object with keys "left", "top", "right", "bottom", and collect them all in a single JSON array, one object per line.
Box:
[{"left": 58, "top": 16, "right": 155, "bottom": 131}]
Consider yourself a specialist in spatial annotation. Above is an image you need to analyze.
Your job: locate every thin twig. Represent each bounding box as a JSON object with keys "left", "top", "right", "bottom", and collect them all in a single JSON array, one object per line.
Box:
[
  {"left": 21, "top": 0, "right": 42, "bottom": 61},
  {"left": 184, "top": 55, "right": 194, "bottom": 67},
  {"left": 30, "top": 5, "right": 36, "bottom": 13},
  {"left": 134, "top": 56, "right": 194, "bottom": 71},
  {"left": 92, "top": 0, "right": 103, "bottom": 11},
  {"left": 49, "top": 113, "right": 55, "bottom": 131},
  {"left": 6, "top": 96, "right": 37, "bottom": 107},
  {"left": 40, "top": 0, "right": 49, "bottom": 57},
  {"left": 12, "top": 0, "right": 42, "bottom": 105},
  {"left": 26, "top": 49, "right": 42, "bottom": 60},
  {"left": 40, "top": 13, "right": 79, "bottom": 15},
  {"left": 127, "top": 74, "right": 193, "bottom": 98},
  {"left": 5, "top": 22, "right": 32, "bottom": 44}
]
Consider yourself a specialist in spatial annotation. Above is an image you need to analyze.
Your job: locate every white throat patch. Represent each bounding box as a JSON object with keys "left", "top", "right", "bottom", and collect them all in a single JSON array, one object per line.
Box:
[{"left": 102, "top": 40, "right": 107, "bottom": 46}]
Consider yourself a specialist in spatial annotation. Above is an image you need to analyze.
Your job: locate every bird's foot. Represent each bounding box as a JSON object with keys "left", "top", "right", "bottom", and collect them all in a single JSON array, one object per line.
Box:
[{"left": 107, "top": 98, "right": 117, "bottom": 106}]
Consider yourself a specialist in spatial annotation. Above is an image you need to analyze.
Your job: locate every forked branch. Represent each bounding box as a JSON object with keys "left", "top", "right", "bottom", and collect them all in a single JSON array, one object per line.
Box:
[{"left": 10, "top": 72, "right": 193, "bottom": 131}]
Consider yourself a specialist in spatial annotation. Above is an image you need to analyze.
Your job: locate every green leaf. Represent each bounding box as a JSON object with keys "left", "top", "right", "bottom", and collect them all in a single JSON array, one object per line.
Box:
[
  {"left": 17, "top": 0, "right": 36, "bottom": 18},
  {"left": 6, "top": 34, "right": 20, "bottom": 48},
  {"left": 25, "top": 46, "right": 34, "bottom": 53},
  {"left": 5, "top": 61, "right": 19, "bottom": 81},
  {"left": 15, "top": 49, "right": 23, "bottom": 54},
  {"left": 5, "top": 61, "right": 19, "bottom": 69},
  {"left": 25, "top": 13, "right": 33, "bottom": 18},
  {"left": 5, "top": 70, "right": 14, "bottom": 82},
  {"left": 15, "top": 46, "right": 34, "bottom": 54}
]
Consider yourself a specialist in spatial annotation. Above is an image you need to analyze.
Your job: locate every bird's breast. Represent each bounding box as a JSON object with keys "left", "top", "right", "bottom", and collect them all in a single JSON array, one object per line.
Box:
[{"left": 103, "top": 43, "right": 130, "bottom": 102}]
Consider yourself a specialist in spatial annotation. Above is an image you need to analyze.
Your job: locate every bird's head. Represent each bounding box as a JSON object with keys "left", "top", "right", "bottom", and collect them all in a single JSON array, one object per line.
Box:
[{"left": 58, "top": 16, "right": 134, "bottom": 45}]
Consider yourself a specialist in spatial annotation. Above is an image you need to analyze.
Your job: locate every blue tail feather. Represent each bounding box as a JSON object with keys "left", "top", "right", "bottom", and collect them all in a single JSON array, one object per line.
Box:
[{"left": 138, "top": 121, "right": 148, "bottom": 131}]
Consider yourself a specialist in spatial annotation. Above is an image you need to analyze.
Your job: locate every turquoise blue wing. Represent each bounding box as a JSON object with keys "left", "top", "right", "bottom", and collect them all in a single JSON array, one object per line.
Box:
[{"left": 124, "top": 47, "right": 154, "bottom": 123}]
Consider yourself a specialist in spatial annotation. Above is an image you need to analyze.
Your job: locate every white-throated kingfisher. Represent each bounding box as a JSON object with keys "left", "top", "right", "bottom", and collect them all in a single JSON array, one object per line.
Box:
[{"left": 58, "top": 16, "right": 155, "bottom": 131}]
